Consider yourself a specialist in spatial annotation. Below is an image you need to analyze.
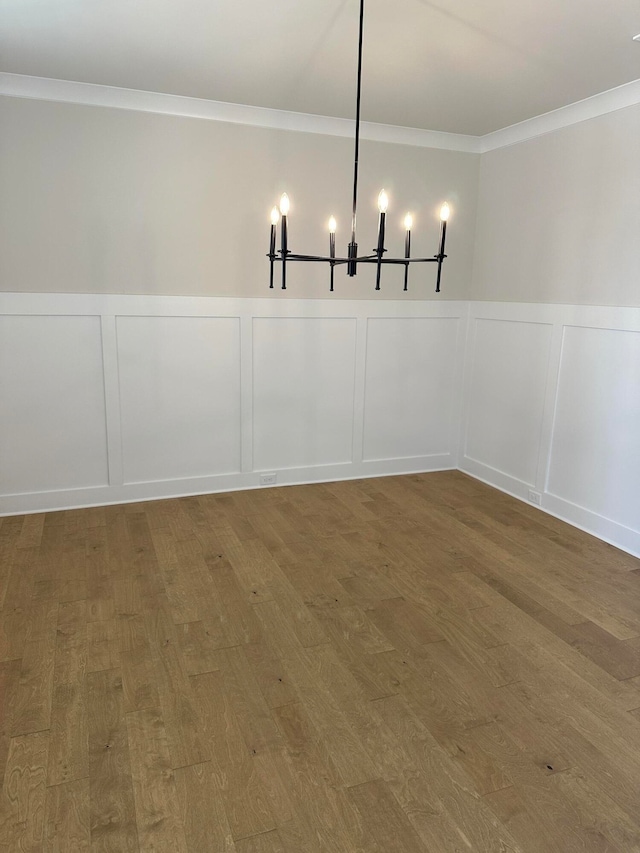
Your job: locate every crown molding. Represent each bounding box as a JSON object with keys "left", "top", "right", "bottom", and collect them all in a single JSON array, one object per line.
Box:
[
  {"left": 0, "top": 73, "right": 481, "bottom": 153},
  {"left": 2, "top": 72, "right": 639, "bottom": 154},
  {"left": 479, "top": 78, "right": 640, "bottom": 152}
]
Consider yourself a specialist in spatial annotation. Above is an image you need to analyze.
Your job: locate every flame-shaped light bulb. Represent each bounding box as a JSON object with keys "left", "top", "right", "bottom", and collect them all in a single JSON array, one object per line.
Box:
[
  {"left": 440, "top": 202, "right": 450, "bottom": 222},
  {"left": 378, "top": 189, "right": 389, "bottom": 213},
  {"left": 404, "top": 213, "right": 413, "bottom": 230},
  {"left": 279, "top": 193, "right": 290, "bottom": 216},
  {"left": 270, "top": 207, "right": 280, "bottom": 225}
]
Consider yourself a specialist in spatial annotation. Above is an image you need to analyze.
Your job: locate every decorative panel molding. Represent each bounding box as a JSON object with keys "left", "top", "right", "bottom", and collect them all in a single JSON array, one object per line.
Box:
[
  {"left": 363, "top": 317, "right": 460, "bottom": 462},
  {"left": 463, "top": 318, "right": 552, "bottom": 486},
  {"left": 0, "top": 314, "right": 108, "bottom": 495},
  {"left": 252, "top": 317, "right": 357, "bottom": 471},
  {"left": 548, "top": 325, "right": 640, "bottom": 533},
  {"left": 116, "top": 315, "right": 241, "bottom": 484}
]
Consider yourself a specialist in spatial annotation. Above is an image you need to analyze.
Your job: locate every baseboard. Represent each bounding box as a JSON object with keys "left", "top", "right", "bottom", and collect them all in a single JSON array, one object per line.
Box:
[
  {"left": 0, "top": 455, "right": 455, "bottom": 517},
  {"left": 458, "top": 460, "right": 640, "bottom": 560}
]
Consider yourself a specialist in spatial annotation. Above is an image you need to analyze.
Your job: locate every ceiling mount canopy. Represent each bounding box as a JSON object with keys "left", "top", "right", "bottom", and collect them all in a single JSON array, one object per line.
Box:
[{"left": 267, "top": 0, "right": 452, "bottom": 294}]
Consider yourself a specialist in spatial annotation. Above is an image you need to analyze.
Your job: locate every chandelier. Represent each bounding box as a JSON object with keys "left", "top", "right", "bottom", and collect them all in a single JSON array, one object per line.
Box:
[{"left": 267, "top": 0, "right": 451, "bottom": 293}]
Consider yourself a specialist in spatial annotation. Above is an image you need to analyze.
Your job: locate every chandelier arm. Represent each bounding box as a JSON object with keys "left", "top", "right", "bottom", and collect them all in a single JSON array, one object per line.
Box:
[
  {"left": 269, "top": 253, "right": 373, "bottom": 264},
  {"left": 267, "top": 253, "right": 445, "bottom": 265},
  {"left": 360, "top": 256, "right": 443, "bottom": 265}
]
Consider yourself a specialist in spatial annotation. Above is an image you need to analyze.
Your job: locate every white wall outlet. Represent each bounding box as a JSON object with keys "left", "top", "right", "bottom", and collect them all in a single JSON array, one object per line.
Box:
[
  {"left": 260, "top": 473, "right": 277, "bottom": 486},
  {"left": 528, "top": 490, "right": 542, "bottom": 506}
]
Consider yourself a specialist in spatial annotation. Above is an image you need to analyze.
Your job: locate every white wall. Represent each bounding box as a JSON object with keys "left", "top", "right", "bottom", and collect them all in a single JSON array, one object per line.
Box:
[
  {"left": 472, "top": 103, "right": 640, "bottom": 306},
  {"left": 0, "top": 95, "right": 479, "bottom": 301}
]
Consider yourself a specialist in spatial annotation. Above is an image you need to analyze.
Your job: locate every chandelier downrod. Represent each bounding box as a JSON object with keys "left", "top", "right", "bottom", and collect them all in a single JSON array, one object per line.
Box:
[
  {"left": 267, "top": 0, "right": 451, "bottom": 293},
  {"left": 348, "top": 0, "right": 366, "bottom": 275}
]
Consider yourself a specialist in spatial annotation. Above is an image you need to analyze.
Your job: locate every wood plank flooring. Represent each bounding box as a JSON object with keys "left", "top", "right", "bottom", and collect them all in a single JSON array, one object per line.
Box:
[{"left": 1, "top": 471, "right": 640, "bottom": 851}]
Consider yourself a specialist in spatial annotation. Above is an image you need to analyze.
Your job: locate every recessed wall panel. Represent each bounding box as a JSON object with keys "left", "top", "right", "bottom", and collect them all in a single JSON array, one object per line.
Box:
[
  {"left": 464, "top": 318, "right": 552, "bottom": 485},
  {"left": 548, "top": 325, "right": 640, "bottom": 531},
  {"left": 253, "top": 318, "right": 357, "bottom": 471},
  {"left": 0, "top": 314, "right": 108, "bottom": 494},
  {"left": 117, "top": 316, "right": 241, "bottom": 483},
  {"left": 363, "top": 318, "right": 459, "bottom": 461}
]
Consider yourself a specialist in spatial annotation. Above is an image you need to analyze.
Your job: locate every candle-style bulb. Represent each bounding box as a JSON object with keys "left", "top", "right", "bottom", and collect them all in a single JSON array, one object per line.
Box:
[
  {"left": 328, "top": 216, "right": 337, "bottom": 234},
  {"left": 404, "top": 213, "right": 413, "bottom": 230},
  {"left": 378, "top": 189, "right": 389, "bottom": 213},
  {"left": 270, "top": 207, "right": 280, "bottom": 225},
  {"left": 280, "top": 193, "right": 290, "bottom": 216},
  {"left": 440, "top": 202, "right": 450, "bottom": 222}
]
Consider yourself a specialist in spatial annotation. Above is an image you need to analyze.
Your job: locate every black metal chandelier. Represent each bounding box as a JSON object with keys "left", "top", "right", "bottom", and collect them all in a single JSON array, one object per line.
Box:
[{"left": 267, "top": 0, "right": 451, "bottom": 293}]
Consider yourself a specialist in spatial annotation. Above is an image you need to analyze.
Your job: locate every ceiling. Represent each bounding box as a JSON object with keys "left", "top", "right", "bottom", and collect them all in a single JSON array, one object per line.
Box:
[{"left": 1, "top": 0, "right": 639, "bottom": 136}]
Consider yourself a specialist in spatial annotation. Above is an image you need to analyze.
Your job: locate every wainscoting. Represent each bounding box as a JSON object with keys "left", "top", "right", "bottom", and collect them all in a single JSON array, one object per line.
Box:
[
  {"left": 460, "top": 302, "right": 640, "bottom": 558},
  {"left": 0, "top": 294, "right": 465, "bottom": 514},
  {"left": 1, "top": 294, "right": 639, "bottom": 557}
]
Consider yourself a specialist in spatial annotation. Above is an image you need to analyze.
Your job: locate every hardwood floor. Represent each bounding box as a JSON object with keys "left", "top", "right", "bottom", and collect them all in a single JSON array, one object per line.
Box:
[{"left": 1, "top": 471, "right": 640, "bottom": 851}]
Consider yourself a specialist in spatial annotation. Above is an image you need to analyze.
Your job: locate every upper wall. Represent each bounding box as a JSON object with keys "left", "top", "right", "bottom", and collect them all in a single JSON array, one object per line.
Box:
[
  {"left": 0, "top": 96, "right": 479, "bottom": 300},
  {"left": 472, "top": 103, "right": 640, "bottom": 306}
]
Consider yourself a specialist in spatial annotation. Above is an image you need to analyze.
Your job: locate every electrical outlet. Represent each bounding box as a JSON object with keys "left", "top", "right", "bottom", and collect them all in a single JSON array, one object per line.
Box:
[
  {"left": 528, "top": 490, "right": 541, "bottom": 506},
  {"left": 260, "top": 473, "right": 277, "bottom": 486}
]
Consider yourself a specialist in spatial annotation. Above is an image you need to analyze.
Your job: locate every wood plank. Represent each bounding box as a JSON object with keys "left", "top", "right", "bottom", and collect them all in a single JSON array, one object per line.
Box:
[
  {"left": 120, "top": 644, "right": 160, "bottom": 714},
  {"left": 215, "top": 646, "right": 283, "bottom": 753},
  {"left": 54, "top": 601, "right": 87, "bottom": 688},
  {"left": 143, "top": 595, "right": 210, "bottom": 769},
  {"left": 0, "top": 659, "right": 21, "bottom": 793},
  {"left": 86, "top": 669, "right": 138, "bottom": 852},
  {"left": 0, "top": 545, "right": 39, "bottom": 663},
  {"left": 347, "top": 778, "right": 427, "bottom": 852},
  {"left": 86, "top": 620, "right": 120, "bottom": 674},
  {"left": 126, "top": 708, "right": 188, "bottom": 853},
  {"left": 0, "top": 731, "right": 49, "bottom": 851},
  {"left": 175, "top": 620, "right": 224, "bottom": 676},
  {"left": 44, "top": 777, "right": 90, "bottom": 852},
  {"left": 272, "top": 702, "right": 367, "bottom": 852},
  {"left": 373, "top": 694, "right": 523, "bottom": 852},
  {"left": 174, "top": 761, "right": 236, "bottom": 853},
  {"left": 205, "top": 558, "right": 264, "bottom": 646},
  {"left": 254, "top": 600, "right": 378, "bottom": 789},
  {"left": 191, "top": 669, "right": 276, "bottom": 840},
  {"left": 0, "top": 518, "right": 24, "bottom": 612},
  {"left": 10, "top": 601, "right": 58, "bottom": 736},
  {"left": 84, "top": 514, "right": 113, "bottom": 625},
  {"left": 243, "top": 641, "right": 297, "bottom": 710},
  {"left": 47, "top": 681, "right": 87, "bottom": 786},
  {"left": 365, "top": 596, "right": 443, "bottom": 651}
]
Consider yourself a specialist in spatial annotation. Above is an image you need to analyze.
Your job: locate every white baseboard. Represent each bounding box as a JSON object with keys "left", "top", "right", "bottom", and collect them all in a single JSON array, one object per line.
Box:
[
  {"left": 0, "top": 457, "right": 456, "bottom": 517},
  {"left": 458, "top": 459, "right": 640, "bottom": 560}
]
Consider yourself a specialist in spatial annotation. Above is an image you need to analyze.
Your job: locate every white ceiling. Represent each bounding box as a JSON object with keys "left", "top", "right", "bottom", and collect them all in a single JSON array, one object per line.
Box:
[{"left": 1, "top": 0, "right": 639, "bottom": 136}]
